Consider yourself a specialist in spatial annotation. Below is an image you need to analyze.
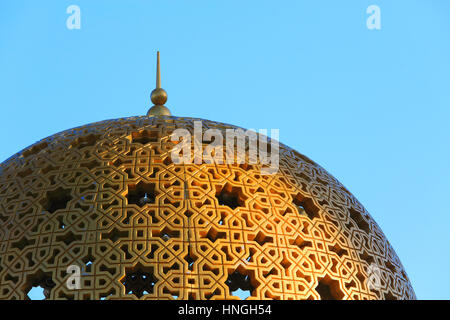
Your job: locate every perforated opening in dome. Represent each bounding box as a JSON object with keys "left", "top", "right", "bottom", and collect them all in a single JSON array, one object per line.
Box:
[
  {"left": 329, "top": 243, "right": 348, "bottom": 257},
  {"left": 126, "top": 181, "right": 157, "bottom": 207},
  {"left": 203, "top": 226, "right": 227, "bottom": 243},
  {"left": 24, "top": 271, "right": 56, "bottom": 300},
  {"left": 226, "top": 269, "right": 255, "bottom": 299},
  {"left": 184, "top": 247, "right": 198, "bottom": 272},
  {"left": 385, "top": 260, "right": 398, "bottom": 274},
  {"left": 153, "top": 226, "right": 180, "bottom": 242},
  {"left": 315, "top": 276, "right": 344, "bottom": 300},
  {"left": 82, "top": 251, "right": 96, "bottom": 274},
  {"left": 359, "top": 249, "right": 375, "bottom": 265},
  {"left": 40, "top": 187, "right": 72, "bottom": 214},
  {"left": 384, "top": 291, "right": 398, "bottom": 300},
  {"left": 28, "top": 286, "right": 46, "bottom": 300},
  {"left": 251, "top": 231, "right": 273, "bottom": 247},
  {"left": 12, "top": 236, "right": 35, "bottom": 251},
  {"left": 348, "top": 207, "right": 371, "bottom": 233},
  {"left": 121, "top": 264, "right": 158, "bottom": 298},
  {"left": 131, "top": 130, "right": 159, "bottom": 145},
  {"left": 293, "top": 192, "right": 320, "bottom": 220},
  {"left": 102, "top": 228, "right": 129, "bottom": 243},
  {"left": 56, "top": 231, "right": 82, "bottom": 246},
  {"left": 215, "top": 183, "right": 246, "bottom": 210}
]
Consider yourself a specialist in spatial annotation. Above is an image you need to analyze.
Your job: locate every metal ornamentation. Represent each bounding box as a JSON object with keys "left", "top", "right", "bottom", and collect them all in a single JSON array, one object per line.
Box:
[{"left": 0, "top": 116, "right": 415, "bottom": 300}]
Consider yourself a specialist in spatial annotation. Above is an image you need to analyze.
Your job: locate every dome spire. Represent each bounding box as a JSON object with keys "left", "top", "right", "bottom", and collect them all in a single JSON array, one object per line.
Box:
[
  {"left": 147, "top": 51, "right": 171, "bottom": 117},
  {"left": 156, "top": 50, "right": 161, "bottom": 89}
]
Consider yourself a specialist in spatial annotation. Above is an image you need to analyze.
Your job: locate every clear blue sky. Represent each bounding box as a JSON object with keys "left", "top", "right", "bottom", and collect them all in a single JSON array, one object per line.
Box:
[{"left": 1, "top": 0, "right": 449, "bottom": 300}]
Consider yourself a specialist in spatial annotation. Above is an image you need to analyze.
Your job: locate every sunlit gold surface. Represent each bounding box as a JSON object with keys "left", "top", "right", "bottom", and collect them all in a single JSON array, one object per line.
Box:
[
  {"left": 0, "top": 116, "right": 415, "bottom": 300},
  {"left": 147, "top": 104, "right": 171, "bottom": 117}
]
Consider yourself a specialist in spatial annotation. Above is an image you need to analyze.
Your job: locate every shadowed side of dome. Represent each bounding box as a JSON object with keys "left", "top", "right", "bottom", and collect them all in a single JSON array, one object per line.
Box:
[{"left": 0, "top": 116, "right": 416, "bottom": 300}]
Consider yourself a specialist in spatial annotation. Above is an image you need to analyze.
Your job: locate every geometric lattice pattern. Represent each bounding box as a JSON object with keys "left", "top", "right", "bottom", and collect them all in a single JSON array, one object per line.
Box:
[{"left": 0, "top": 116, "right": 416, "bottom": 300}]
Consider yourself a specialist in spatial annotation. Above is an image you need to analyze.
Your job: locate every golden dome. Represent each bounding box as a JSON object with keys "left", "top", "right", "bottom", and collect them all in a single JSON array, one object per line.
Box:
[{"left": 0, "top": 116, "right": 415, "bottom": 300}]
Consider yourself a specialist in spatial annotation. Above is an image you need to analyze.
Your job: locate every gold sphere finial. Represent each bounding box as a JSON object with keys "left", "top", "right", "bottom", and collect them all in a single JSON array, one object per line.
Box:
[
  {"left": 147, "top": 51, "right": 171, "bottom": 117},
  {"left": 151, "top": 88, "right": 167, "bottom": 105}
]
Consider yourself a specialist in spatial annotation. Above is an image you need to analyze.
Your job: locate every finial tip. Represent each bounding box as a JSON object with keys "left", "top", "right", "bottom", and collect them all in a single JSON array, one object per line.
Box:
[{"left": 148, "top": 51, "right": 170, "bottom": 117}]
